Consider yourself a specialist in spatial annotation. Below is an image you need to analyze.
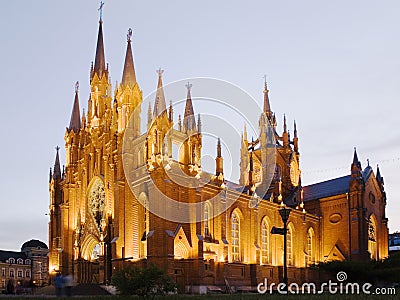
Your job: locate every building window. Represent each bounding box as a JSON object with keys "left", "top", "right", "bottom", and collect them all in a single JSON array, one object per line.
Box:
[
  {"left": 287, "top": 225, "right": 293, "bottom": 266},
  {"left": 305, "top": 228, "right": 314, "bottom": 266},
  {"left": 231, "top": 211, "right": 240, "bottom": 261},
  {"left": 17, "top": 270, "right": 23, "bottom": 278},
  {"left": 9, "top": 258, "right": 15, "bottom": 264},
  {"left": 204, "top": 202, "right": 211, "bottom": 237},
  {"left": 17, "top": 258, "right": 23, "bottom": 264},
  {"left": 9, "top": 269, "right": 14, "bottom": 278},
  {"left": 368, "top": 216, "right": 378, "bottom": 260},
  {"left": 1, "top": 279, "right": 5, "bottom": 288},
  {"left": 1, "top": 268, "right": 5, "bottom": 276},
  {"left": 25, "top": 259, "right": 31, "bottom": 265},
  {"left": 26, "top": 270, "right": 31, "bottom": 278},
  {"left": 261, "top": 218, "right": 270, "bottom": 264}
]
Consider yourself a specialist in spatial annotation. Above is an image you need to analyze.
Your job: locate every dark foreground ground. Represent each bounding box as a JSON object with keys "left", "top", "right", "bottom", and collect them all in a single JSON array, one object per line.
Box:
[{"left": 0, "top": 285, "right": 398, "bottom": 299}]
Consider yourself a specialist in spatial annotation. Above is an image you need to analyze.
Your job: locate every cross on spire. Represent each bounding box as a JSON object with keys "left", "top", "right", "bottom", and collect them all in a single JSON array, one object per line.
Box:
[
  {"left": 127, "top": 28, "right": 132, "bottom": 42},
  {"left": 75, "top": 81, "right": 79, "bottom": 93},
  {"left": 157, "top": 68, "right": 164, "bottom": 77},
  {"left": 185, "top": 82, "right": 192, "bottom": 91},
  {"left": 98, "top": 1, "right": 105, "bottom": 22}
]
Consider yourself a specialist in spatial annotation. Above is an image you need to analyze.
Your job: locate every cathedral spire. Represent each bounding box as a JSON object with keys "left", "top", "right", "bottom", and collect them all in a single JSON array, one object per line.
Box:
[
  {"left": 351, "top": 147, "right": 362, "bottom": 180},
  {"left": 183, "top": 82, "right": 196, "bottom": 132},
  {"left": 121, "top": 28, "right": 136, "bottom": 87},
  {"left": 92, "top": 8, "right": 106, "bottom": 80},
  {"left": 68, "top": 81, "right": 81, "bottom": 133},
  {"left": 53, "top": 146, "right": 62, "bottom": 180},
  {"left": 263, "top": 76, "right": 272, "bottom": 114},
  {"left": 153, "top": 68, "right": 167, "bottom": 117},
  {"left": 352, "top": 147, "right": 359, "bottom": 165}
]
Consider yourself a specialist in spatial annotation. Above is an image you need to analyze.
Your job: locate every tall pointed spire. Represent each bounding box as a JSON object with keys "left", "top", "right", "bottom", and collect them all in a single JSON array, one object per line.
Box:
[
  {"left": 183, "top": 82, "right": 196, "bottom": 132},
  {"left": 53, "top": 146, "right": 62, "bottom": 180},
  {"left": 351, "top": 147, "right": 362, "bottom": 179},
  {"left": 92, "top": 4, "right": 106, "bottom": 80},
  {"left": 263, "top": 75, "right": 272, "bottom": 114},
  {"left": 68, "top": 81, "right": 81, "bottom": 132},
  {"left": 121, "top": 28, "right": 136, "bottom": 87},
  {"left": 153, "top": 68, "right": 167, "bottom": 117},
  {"left": 353, "top": 147, "right": 359, "bottom": 164}
]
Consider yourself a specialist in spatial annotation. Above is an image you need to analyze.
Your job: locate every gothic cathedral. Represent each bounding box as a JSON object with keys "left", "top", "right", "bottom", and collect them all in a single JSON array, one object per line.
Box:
[{"left": 48, "top": 14, "right": 389, "bottom": 291}]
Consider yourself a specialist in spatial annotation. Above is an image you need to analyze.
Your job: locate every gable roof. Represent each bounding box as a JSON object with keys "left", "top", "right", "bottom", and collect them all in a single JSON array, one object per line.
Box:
[
  {"left": 303, "top": 166, "right": 376, "bottom": 202},
  {"left": 303, "top": 175, "right": 350, "bottom": 201}
]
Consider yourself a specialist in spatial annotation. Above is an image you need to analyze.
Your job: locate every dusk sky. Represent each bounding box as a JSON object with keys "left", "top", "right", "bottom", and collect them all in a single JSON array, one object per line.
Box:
[{"left": 0, "top": 0, "right": 399, "bottom": 251}]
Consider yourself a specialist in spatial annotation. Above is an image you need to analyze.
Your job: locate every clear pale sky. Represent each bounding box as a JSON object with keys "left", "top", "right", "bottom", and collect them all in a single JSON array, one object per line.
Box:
[{"left": 0, "top": 0, "right": 399, "bottom": 251}]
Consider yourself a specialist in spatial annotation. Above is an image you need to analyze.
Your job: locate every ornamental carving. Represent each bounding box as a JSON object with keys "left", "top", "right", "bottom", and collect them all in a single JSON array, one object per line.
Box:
[{"left": 88, "top": 179, "right": 105, "bottom": 230}]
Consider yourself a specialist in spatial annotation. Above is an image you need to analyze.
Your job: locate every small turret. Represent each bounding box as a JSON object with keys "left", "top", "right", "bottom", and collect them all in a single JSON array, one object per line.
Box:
[
  {"left": 153, "top": 69, "right": 167, "bottom": 117},
  {"left": 178, "top": 115, "right": 182, "bottom": 131},
  {"left": 168, "top": 100, "right": 173, "bottom": 122},
  {"left": 350, "top": 147, "right": 363, "bottom": 191},
  {"left": 282, "top": 114, "right": 289, "bottom": 147},
  {"left": 215, "top": 138, "right": 223, "bottom": 176},
  {"left": 183, "top": 82, "right": 196, "bottom": 133},
  {"left": 121, "top": 28, "right": 136, "bottom": 88},
  {"left": 68, "top": 82, "right": 81, "bottom": 133},
  {"left": 53, "top": 147, "right": 62, "bottom": 180},
  {"left": 376, "top": 164, "right": 384, "bottom": 187},
  {"left": 293, "top": 120, "right": 299, "bottom": 152}
]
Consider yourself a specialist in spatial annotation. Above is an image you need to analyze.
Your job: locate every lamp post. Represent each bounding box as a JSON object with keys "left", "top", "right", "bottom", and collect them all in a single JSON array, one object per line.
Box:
[{"left": 278, "top": 205, "right": 291, "bottom": 291}]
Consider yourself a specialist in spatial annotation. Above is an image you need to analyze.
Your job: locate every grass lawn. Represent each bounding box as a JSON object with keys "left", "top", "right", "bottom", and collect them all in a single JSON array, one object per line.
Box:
[{"left": 0, "top": 291, "right": 398, "bottom": 300}]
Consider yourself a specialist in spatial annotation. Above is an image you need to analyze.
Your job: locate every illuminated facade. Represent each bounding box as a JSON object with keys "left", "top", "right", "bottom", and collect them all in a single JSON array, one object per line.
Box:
[
  {"left": 0, "top": 240, "right": 48, "bottom": 292},
  {"left": 48, "top": 14, "right": 389, "bottom": 292}
]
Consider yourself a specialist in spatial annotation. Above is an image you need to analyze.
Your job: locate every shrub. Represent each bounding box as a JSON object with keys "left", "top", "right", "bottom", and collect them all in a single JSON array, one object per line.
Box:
[{"left": 111, "top": 263, "right": 177, "bottom": 299}]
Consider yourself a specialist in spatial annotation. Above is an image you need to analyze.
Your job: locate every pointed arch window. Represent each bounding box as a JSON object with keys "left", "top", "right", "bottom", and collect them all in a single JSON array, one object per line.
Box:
[
  {"left": 287, "top": 225, "right": 293, "bottom": 266},
  {"left": 204, "top": 202, "right": 211, "bottom": 237},
  {"left": 305, "top": 228, "right": 314, "bottom": 266},
  {"left": 261, "top": 218, "right": 270, "bottom": 264},
  {"left": 368, "top": 216, "right": 378, "bottom": 260},
  {"left": 231, "top": 211, "right": 240, "bottom": 261}
]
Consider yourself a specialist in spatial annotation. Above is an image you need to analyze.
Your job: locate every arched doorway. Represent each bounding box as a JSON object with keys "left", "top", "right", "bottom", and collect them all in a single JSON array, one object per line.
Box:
[{"left": 77, "top": 234, "right": 102, "bottom": 283}]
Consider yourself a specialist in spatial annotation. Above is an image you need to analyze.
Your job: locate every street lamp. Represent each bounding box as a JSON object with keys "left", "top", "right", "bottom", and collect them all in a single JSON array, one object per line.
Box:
[{"left": 278, "top": 205, "right": 291, "bottom": 291}]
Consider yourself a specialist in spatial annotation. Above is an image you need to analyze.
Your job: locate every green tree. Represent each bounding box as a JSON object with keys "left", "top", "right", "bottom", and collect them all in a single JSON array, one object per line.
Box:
[{"left": 111, "top": 263, "right": 177, "bottom": 299}]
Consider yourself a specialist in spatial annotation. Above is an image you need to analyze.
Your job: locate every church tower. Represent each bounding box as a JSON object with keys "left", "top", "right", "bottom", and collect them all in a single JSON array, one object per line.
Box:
[{"left": 239, "top": 80, "right": 301, "bottom": 204}]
